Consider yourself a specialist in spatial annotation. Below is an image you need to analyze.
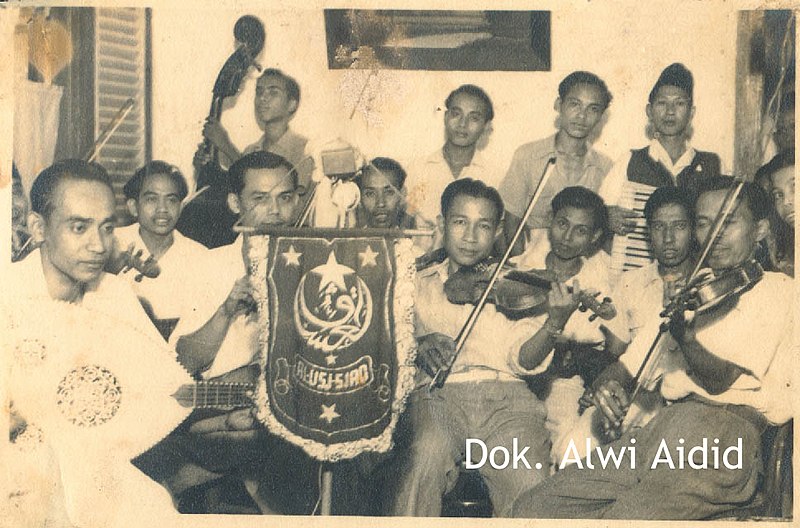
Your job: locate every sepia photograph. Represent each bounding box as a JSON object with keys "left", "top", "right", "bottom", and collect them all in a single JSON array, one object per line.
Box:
[{"left": 1, "top": 1, "right": 796, "bottom": 527}]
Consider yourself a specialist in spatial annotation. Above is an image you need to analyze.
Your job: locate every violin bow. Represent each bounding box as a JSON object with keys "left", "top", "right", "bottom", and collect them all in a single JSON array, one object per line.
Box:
[
  {"left": 19, "top": 99, "right": 138, "bottom": 261},
  {"left": 429, "top": 157, "right": 557, "bottom": 391},
  {"left": 627, "top": 177, "right": 746, "bottom": 404},
  {"left": 83, "top": 98, "right": 135, "bottom": 163}
]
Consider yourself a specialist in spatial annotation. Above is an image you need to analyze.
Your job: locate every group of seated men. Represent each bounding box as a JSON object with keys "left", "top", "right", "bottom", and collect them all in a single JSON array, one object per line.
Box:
[{"left": 7, "top": 60, "right": 795, "bottom": 520}]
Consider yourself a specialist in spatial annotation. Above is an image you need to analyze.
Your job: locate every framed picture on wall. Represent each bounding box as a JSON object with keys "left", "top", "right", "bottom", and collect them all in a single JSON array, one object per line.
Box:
[{"left": 324, "top": 10, "right": 551, "bottom": 71}]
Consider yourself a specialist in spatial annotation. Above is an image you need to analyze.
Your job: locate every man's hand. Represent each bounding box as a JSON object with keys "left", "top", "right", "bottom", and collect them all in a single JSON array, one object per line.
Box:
[
  {"left": 607, "top": 206, "right": 638, "bottom": 236},
  {"left": 201, "top": 118, "right": 234, "bottom": 153},
  {"left": 592, "top": 379, "right": 630, "bottom": 428},
  {"left": 105, "top": 240, "right": 155, "bottom": 275},
  {"left": 416, "top": 333, "right": 456, "bottom": 377},
  {"left": 668, "top": 308, "right": 697, "bottom": 344},
  {"left": 221, "top": 277, "right": 257, "bottom": 319},
  {"left": 546, "top": 279, "right": 582, "bottom": 327}
]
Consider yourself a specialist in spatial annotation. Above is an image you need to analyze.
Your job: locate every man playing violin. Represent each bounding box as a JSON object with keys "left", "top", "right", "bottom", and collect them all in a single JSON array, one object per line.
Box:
[
  {"left": 511, "top": 186, "right": 617, "bottom": 467},
  {"left": 581, "top": 186, "right": 697, "bottom": 441},
  {"left": 389, "top": 178, "right": 551, "bottom": 517},
  {"left": 512, "top": 177, "right": 793, "bottom": 520}
]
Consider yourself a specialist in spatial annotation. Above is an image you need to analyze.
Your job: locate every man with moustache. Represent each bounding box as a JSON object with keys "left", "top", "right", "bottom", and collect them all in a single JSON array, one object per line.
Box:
[
  {"left": 161, "top": 151, "right": 318, "bottom": 514},
  {"left": 513, "top": 177, "right": 793, "bottom": 519},
  {"left": 580, "top": 187, "right": 698, "bottom": 442},
  {"left": 356, "top": 157, "right": 415, "bottom": 229}
]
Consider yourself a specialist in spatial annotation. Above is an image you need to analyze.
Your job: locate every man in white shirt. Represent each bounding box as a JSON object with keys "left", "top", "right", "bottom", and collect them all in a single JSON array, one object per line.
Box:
[
  {"left": 7, "top": 159, "right": 187, "bottom": 527},
  {"left": 166, "top": 151, "right": 319, "bottom": 514},
  {"left": 200, "top": 68, "right": 314, "bottom": 191},
  {"left": 583, "top": 186, "right": 697, "bottom": 441},
  {"left": 390, "top": 178, "right": 550, "bottom": 517},
  {"left": 513, "top": 178, "right": 793, "bottom": 520},
  {"left": 115, "top": 161, "right": 209, "bottom": 340},
  {"left": 405, "top": 85, "right": 499, "bottom": 251},
  {"left": 499, "top": 71, "right": 613, "bottom": 251},
  {"left": 600, "top": 63, "right": 721, "bottom": 235}
]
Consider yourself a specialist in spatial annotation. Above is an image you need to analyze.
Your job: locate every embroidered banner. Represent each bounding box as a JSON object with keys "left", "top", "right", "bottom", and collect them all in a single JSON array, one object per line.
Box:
[{"left": 247, "top": 231, "right": 416, "bottom": 461}]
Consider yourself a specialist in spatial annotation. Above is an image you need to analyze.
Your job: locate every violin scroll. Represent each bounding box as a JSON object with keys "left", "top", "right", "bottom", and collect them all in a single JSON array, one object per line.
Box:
[{"left": 106, "top": 244, "right": 161, "bottom": 282}]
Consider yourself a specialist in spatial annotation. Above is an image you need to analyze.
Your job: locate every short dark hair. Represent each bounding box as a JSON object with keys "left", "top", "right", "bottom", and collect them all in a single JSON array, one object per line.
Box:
[
  {"left": 228, "top": 151, "right": 298, "bottom": 196},
  {"left": 359, "top": 157, "right": 407, "bottom": 189},
  {"left": 123, "top": 161, "right": 189, "bottom": 201},
  {"left": 644, "top": 186, "right": 693, "bottom": 226},
  {"left": 558, "top": 71, "right": 613, "bottom": 110},
  {"left": 694, "top": 176, "right": 771, "bottom": 222},
  {"left": 445, "top": 84, "right": 494, "bottom": 122},
  {"left": 30, "top": 159, "right": 113, "bottom": 220},
  {"left": 551, "top": 186, "right": 608, "bottom": 235},
  {"left": 259, "top": 68, "right": 301, "bottom": 107},
  {"left": 440, "top": 178, "right": 504, "bottom": 225}
]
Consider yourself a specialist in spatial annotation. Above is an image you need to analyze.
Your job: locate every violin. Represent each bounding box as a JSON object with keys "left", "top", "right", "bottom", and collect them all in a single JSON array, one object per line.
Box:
[
  {"left": 443, "top": 260, "right": 617, "bottom": 321},
  {"left": 660, "top": 259, "right": 763, "bottom": 319}
]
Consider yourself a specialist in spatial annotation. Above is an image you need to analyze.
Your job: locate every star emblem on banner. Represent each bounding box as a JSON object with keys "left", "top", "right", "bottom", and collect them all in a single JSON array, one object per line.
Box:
[
  {"left": 282, "top": 245, "right": 302, "bottom": 266},
  {"left": 319, "top": 403, "right": 340, "bottom": 424},
  {"left": 325, "top": 353, "right": 338, "bottom": 366},
  {"left": 313, "top": 252, "right": 351, "bottom": 293},
  {"left": 359, "top": 245, "right": 379, "bottom": 268}
]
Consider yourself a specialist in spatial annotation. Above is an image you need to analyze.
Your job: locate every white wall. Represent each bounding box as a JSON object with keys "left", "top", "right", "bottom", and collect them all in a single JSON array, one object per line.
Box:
[{"left": 151, "top": 1, "right": 738, "bottom": 188}]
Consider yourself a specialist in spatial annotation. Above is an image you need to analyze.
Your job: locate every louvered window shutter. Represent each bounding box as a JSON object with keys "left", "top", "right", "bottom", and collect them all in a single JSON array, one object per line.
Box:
[{"left": 93, "top": 8, "right": 149, "bottom": 215}]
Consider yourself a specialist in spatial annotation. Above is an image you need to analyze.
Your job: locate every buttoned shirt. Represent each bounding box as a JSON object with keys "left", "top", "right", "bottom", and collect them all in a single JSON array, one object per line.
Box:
[
  {"left": 405, "top": 148, "right": 500, "bottom": 228},
  {"left": 603, "top": 262, "right": 686, "bottom": 380},
  {"left": 243, "top": 127, "right": 315, "bottom": 191},
  {"left": 415, "top": 259, "right": 546, "bottom": 384},
  {"left": 170, "top": 236, "right": 261, "bottom": 379},
  {"left": 114, "top": 224, "right": 210, "bottom": 321},
  {"left": 499, "top": 135, "right": 612, "bottom": 229},
  {"left": 599, "top": 140, "right": 698, "bottom": 206},
  {"left": 660, "top": 272, "right": 793, "bottom": 424}
]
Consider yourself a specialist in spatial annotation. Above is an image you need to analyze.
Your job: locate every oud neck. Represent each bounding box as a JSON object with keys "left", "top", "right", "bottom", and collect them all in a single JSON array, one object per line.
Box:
[{"left": 173, "top": 381, "right": 255, "bottom": 410}]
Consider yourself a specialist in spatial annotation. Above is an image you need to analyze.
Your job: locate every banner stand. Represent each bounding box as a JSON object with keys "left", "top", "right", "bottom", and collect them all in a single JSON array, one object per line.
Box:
[{"left": 320, "top": 464, "right": 334, "bottom": 515}]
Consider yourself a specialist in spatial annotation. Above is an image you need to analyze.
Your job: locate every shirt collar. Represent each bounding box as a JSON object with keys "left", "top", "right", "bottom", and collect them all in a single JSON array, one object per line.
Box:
[
  {"left": 427, "top": 147, "right": 487, "bottom": 169},
  {"left": 544, "top": 134, "right": 605, "bottom": 169},
  {"left": 648, "top": 139, "right": 696, "bottom": 174}
]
